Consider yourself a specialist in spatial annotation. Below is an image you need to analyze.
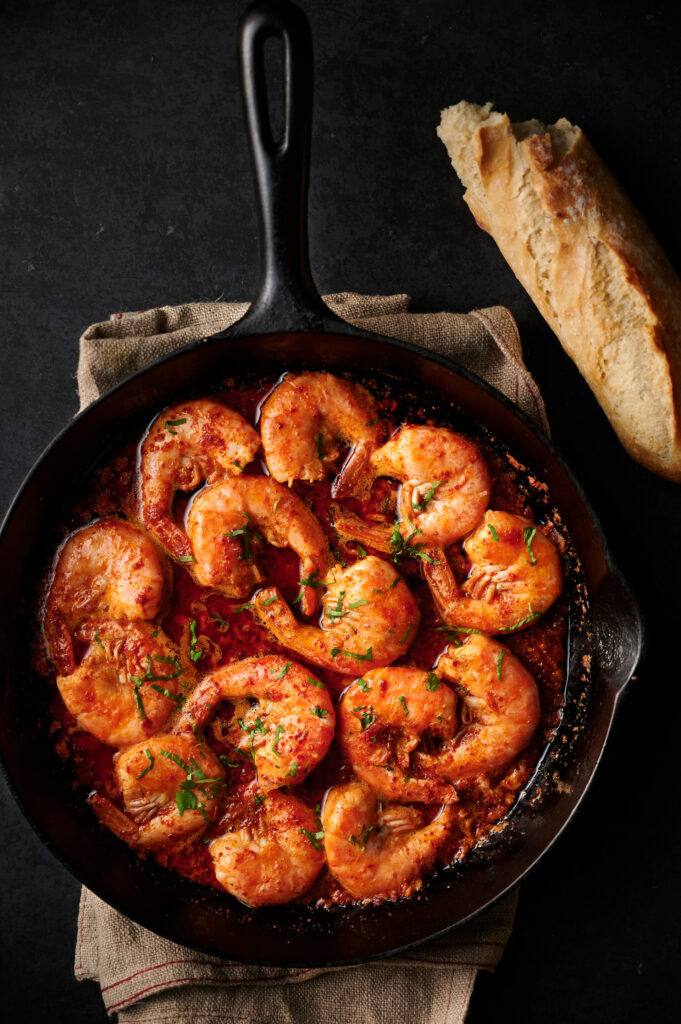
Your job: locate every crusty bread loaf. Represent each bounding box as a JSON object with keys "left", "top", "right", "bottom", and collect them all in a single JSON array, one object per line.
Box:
[{"left": 437, "top": 100, "right": 681, "bottom": 482}]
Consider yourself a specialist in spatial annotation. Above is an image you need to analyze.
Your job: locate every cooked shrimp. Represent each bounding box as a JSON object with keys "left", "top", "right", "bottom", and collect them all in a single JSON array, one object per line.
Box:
[
  {"left": 43, "top": 517, "right": 168, "bottom": 676},
  {"left": 334, "top": 425, "right": 490, "bottom": 560},
  {"left": 185, "top": 476, "right": 330, "bottom": 616},
  {"left": 57, "top": 620, "right": 192, "bottom": 747},
  {"left": 426, "top": 509, "right": 562, "bottom": 632},
  {"left": 176, "top": 656, "right": 335, "bottom": 790},
  {"left": 139, "top": 399, "right": 261, "bottom": 562},
  {"left": 322, "top": 781, "right": 455, "bottom": 900},
  {"left": 260, "top": 372, "right": 383, "bottom": 499},
  {"left": 91, "top": 734, "right": 225, "bottom": 849},
  {"left": 210, "top": 789, "right": 324, "bottom": 907},
  {"left": 253, "top": 556, "right": 420, "bottom": 676},
  {"left": 337, "top": 667, "right": 458, "bottom": 803},
  {"left": 413, "top": 634, "right": 540, "bottom": 780}
]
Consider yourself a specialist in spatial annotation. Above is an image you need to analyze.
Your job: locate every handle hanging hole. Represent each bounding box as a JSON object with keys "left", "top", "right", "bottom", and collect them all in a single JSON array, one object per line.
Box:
[{"left": 263, "top": 34, "right": 285, "bottom": 149}]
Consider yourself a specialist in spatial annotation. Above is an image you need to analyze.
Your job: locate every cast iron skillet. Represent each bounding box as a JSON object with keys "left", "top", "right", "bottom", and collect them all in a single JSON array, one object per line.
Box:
[{"left": 0, "top": 0, "right": 642, "bottom": 965}]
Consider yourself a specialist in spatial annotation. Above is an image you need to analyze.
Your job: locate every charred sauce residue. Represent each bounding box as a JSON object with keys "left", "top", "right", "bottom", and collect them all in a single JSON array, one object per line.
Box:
[{"left": 36, "top": 371, "right": 584, "bottom": 907}]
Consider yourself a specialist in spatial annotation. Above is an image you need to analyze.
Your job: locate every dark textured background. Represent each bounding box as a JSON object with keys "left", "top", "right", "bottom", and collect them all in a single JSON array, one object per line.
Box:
[{"left": 1, "top": 0, "right": 679, "bottom": 1020}]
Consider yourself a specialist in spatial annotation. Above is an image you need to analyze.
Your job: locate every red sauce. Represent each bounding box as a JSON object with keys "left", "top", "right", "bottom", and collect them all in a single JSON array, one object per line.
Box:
[{"left": 37, "top": 374, "right": 571, "bottom": 905}]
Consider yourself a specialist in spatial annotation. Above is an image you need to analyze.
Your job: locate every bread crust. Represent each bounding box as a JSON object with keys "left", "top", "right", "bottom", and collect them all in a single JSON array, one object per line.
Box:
[{"left": 438, "top": 101, "right": 681, "bottom": 482}]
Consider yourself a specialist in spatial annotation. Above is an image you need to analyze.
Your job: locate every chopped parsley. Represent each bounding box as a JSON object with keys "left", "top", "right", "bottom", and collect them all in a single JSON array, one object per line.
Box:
[
  {"left": 160, "top": 750, "right": 224, "bottom": 817},
  {"left": 307, "top": 677, "right": 326, "bottom": 689},
  {"left": 232, "top": 602, "right": 254, "bottom": 613},
  {"left": 223, "top": 511, "right": 263, "bottom": 564},
  {"left": 301, "top": 827, "right": 324, "bottom": 851},
  {"left": 178, "top": 554, "right": 196, "bottom": 563},
  {"left": 254, "top": 794, "right": 265, "bottom": 807},
  {"left": 496, "top": 648, "right": 505, "bottom": 681},
  {"left": 524, "top": 526, "right": 538, "bottom": 565},
  {"left": 436, "top": 625, "right": 482, "bottom": 647},
  {"left": 425, "top": 672, "right": 440, "bottom": 692},
  {"left": 353, "top": 705, "right": 377, "bottom": 730},
  {"left": 499, "top": 606, "right": 541, "bottom": 632},
  {"left": 412, "top": 480, "right": 441, "bottom": 511},
  {"left": 355, "top": 543, "right": 368, "bottom": 558},
  {"left": 287, "top": 761, "right": 298, "bottom": 778},
  {"left": 130, "top": 653, "right": 184, "bottom": 719},
  {"left": 330, "top": 646, "right": 373, "bottom": 662},
  {"left": 311, "top": 706, "right": 329, "bottom": 718},
  {"left": 389, "top": 520, "right": 440, "bottom": 565},
  {"left": 150, "top": 684, "right": 185, "bottom": 706},
  {"left": 188, "top": 619, "right": 204, "bottom": 662},
  {"left": 210, "top": 612, "right": 227, "bottom": 629},
  {"left": 348, "top": 822, "right": 380, "bottom": 850},
  {"left": 261, "top": 595, "right": 279, "bottom": 606},
  {"left": 271, "top": 724, "right": 285, "bottom": 756},
  {"left": 398, "top": 694, "right": 409, "bottom": 716},
  {"left": 273, "top": 496, "right": 281, "bottom": 513},
  {"left": 398, "top": 621, "right": 413, "bottom": 645},
  {"left": 165, "top": 417, "right": 187, "bottom": 434},
  {"left": 271, "top": 660, "right": 292, "bottom": 680},
  {"left": 488, "top": 523, "right": 499, "bottom": 542},
  {"left": 365, "top": 417, "right": 379, "bottom": 426},
  {"left": 136, "top": 748, "right": 155, "bottom": 779},
  {"left": 94, "top": 630, "right": 104, "bottom": 650},
  {"left": 356, "top": 677, "right": 370, "bottom": 693}
]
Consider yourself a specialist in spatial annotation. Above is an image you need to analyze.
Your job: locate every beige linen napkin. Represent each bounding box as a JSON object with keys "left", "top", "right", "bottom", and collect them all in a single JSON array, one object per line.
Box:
[{"left": 74, "top": 291, "right": 547, "bottom": 1023}]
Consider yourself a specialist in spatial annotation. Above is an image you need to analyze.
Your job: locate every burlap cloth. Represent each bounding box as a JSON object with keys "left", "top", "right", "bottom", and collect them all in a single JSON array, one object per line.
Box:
[{"left": 74, "top": 291, "right": 548, "bottom": 1023}]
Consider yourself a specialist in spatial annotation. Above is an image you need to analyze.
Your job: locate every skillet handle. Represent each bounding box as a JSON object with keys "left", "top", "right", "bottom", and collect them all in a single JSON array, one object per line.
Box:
[{"left": 227, "top": 0, "right": 342, "bottom": 337}]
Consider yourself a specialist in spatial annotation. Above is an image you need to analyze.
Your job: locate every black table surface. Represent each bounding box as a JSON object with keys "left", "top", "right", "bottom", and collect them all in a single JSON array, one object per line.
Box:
[{"left": 1, "top": 0, "right": 679, "bottom": 1020}]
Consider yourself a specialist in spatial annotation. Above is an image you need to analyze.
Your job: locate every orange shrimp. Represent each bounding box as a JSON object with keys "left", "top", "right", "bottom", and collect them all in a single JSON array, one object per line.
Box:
[
  {"left": 259, "top": 372, "right": 383, "bottom": 498},
  {"left": 253, "top": 555, "right": 419, "bottom": 675},
  {"left": 139, "top": 398, "right": 261, "bottom": 562},
  {"left": 43, "top": 517, "right": 168, "bottom": 676},
  {"left": 209, "top": 790, "right": 325, "bottom": 907},
  {"left": 185, "top": 476, "right": 330, "bottom": 616},
  {"left": 175, "top": 656, "right": 335, "bottom": 790},
  {"left": 425, "top": 509, "right": 562, "bottom": 632}
]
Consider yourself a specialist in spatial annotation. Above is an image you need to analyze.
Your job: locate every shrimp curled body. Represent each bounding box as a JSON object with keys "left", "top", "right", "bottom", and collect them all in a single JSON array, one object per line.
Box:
[
  {"left": 57, "top": 620, "right": 191, "bottom": 748},
  {"left": 176, "top": 656, "right": 335, "bottom": 790},
  {"left": 43, "top": 517, "right": 168, "bottom": 676},
  {"left": 210, "top": 790, "right": 325, "bottom": 907},
  {"left": 426, "top": 510, "right": 562, "bottom": 632},
  {"left": 186, "top": 476, "right": 330, "bottom": 616},
  {"left": 415, "top": 633, "right": 541, "bottom": 780},
  {"left": 260, "top": 372, "right": 383, "bottom": 499},
  {"left": 254, "top": 556, "right": 420, "bottom": 675},
  {"left": 323, "top": 781, "right": 455, "bottom": 900},
  {"left": 338, "top": 667, "right": 458, "bottom": 803},
  {"left": 91, "top": 734, "right": 225, "bottom": 849},
  {"left": 139, "top": 399, "right": 261, "bottom": 562}
]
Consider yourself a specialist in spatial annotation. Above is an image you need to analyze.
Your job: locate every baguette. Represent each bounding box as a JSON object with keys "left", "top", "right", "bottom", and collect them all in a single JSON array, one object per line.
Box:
[{"left": 437, "top": 101, "right": 681, "bottom": 482}]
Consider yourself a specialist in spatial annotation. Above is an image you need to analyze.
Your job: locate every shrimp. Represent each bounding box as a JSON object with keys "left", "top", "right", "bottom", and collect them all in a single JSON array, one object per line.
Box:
[
  {"left": 176, "top": 656, "right": 335, "bottom": 790},
  {"left": 185, "top": 476, "right": 330, "bottom": 616},
  {"left": 56, "top": 620, "right": 192, "bottom": 747},
  {"left": 413, "top": 633, "right": 540, "bottom": 780},
  {"left": 334, "top": 426, "right": 490, "bottom": 561},
  {"left": 209, "top": 789, "right": 325, "bottom": 907},
  {"left": 425, "top": 509, "right": 562, "bottom": 632},
  {"left": 43, "top": 517, "right": 168, "bottom": 676},
  {"left": 139, "top": 399, "right": 261, "bottom": 562},
  {"left": 253, "top": 555, "right": 420, "bottom": 676},
  {"left": 337, "top": 667, "right": 458, "bottom": 803},
  {"left": 322, "top": 781, "right": 455, "bottom": 900},
  {"left": 91, "top": 734, "right": 225, "bottom": 849},
  {"left": 259, "top": 372, "right": 383, "bottom": 499}
]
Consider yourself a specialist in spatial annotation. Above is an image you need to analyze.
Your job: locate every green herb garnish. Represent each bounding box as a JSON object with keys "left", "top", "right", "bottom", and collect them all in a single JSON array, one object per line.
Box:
[
  {"left": 488, "top": 523, "right": 499, "bottom": 542},
  {"left": 499, "top": 606, "right": 541, "bottom": 632},
  {"left": 165, "top": 417, "right": 187, "bottom": 434},
  {"left": 136, "top": 748, "right": 155, "bottom": 779},
  {"left": 301, "top": 827, "right": 324, "bottom": 851},
  {"left": 330, "top": 646, "right": 373, "bottom": 662},
  {"left": 307, "top": 677, "right": 326, "bottom": 689},
  {"left": 398, "top": 694, "right": 409, "bottom": 716},
  {"left": 94, "top": 630, "right": 104, "bottom": 650},
  {"left": 398, "top": 622, "right": 413, "bottom": 645},
  {"left": 425, "top": 672, "right": 440, "bottom": 692},
  {"left": 412, "top": 480, "right": 441, "bottom": 511},
  {"left": 271, "top": 724, "right": 285, "bottom": 756},
  {"left": 223, "top": 511, "right": 263, "bottom": 564},
  {"left": 356, "top": 677, "right": 369, "bottom": 692},
  {"left": 348, "top": 822, "right": 380, "bottom": 850},
  {"left": 287, "top": 761, "right": 298, "bottom": 778},
  {"left": 524, "top": 526, "right": 537, "bottom": 565},
  {"left": 311, "top": 706, "right": 329, "bottom": 718},
  {"left": 496, "top": 648, "right": 505, "bottom": 681},
  {"left": 261, "top": 595, "right": 279, "bottom": 606},
  {"left": 188, "top": 619, "right": 204, "bottom": 662}
]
